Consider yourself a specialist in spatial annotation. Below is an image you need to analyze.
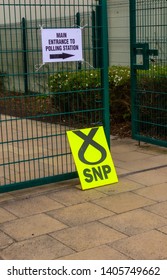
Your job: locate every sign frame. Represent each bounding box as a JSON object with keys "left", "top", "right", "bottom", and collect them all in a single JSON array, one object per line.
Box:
[
  {"left": 41, "top": 28, "right": 83, "bottom": 63},
  {"left": 67, "top": 126, "right": 118, "bottom": 190}
]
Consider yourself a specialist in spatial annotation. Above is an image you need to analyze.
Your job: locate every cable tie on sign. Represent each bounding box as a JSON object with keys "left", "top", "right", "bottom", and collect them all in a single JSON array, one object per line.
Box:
[
  {"left": 39, "top": 24, "right": 45, "bottom": 30},
  {"left": 81, "top": 24, "right": 88, "bottom": 30},
  {"left": 71, "top": 24, "right": 88, "bottom": 30},
  {"left": 35, "top": 63, "right": 45, "bottom": 72},
  {"left": 83, "top": 61, "right": 95, "bottom": 69}
]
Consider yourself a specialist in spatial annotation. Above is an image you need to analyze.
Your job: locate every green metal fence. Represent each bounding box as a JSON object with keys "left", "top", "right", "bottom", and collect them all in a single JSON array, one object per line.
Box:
[
  {"left": 0, "top": 0, "right": 110, "bottom": 193},
  {"left": 130, "top": 0, "right": 167, "bottom": 147}
]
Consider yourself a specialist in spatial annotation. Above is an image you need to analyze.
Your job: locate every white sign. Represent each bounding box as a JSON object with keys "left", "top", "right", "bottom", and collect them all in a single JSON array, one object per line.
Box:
[{"left": 41, "top": 28, "right": 83, "bottom": 63}]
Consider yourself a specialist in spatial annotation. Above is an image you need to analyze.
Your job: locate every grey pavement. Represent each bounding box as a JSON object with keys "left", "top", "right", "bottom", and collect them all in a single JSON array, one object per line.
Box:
[{"left": 0, "top": 135, "right": 167, "bottom": 259}]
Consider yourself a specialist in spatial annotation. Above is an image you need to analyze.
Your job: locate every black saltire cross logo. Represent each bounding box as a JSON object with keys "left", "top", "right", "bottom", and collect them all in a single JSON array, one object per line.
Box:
[{"left": 72, "top": 127, "right": 107, "bottom": 165}]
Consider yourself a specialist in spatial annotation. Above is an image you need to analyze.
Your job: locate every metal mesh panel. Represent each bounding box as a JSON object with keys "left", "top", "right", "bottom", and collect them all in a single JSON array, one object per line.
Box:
[
  {"left": 130, "top": 0, "right": 167, "bottom": 147},
  {"left": 0, "top": 0, "right": 109, "bottom": 192}
]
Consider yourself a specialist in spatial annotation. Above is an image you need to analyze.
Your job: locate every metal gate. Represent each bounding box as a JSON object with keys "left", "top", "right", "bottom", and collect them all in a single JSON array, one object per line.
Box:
[
  {"left": 130, "top": 0, "right": 167, "bottom": 147},
  {"left": 0, "top": 0, "right": 109, "bottom": 193}
]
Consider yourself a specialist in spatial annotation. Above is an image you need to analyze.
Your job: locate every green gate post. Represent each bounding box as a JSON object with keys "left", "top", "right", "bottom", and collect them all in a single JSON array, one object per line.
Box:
[
  {"left": 100, "top": 0, "right": 110, "bottom": 147},
  {"left": 130, "top": 0, "right": 137, "bottom": 139}
]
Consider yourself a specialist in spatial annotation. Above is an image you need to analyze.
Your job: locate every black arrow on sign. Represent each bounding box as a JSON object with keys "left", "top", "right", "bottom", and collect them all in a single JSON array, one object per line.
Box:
[{"left": 50, "top": 53, "right": 75, "bottom": 60}]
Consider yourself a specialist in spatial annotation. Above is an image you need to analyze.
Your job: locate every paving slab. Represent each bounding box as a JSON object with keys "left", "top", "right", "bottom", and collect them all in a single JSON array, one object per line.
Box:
[
  {"left": 127, "top": 169, "right": 167, "bottom": 186},
  {"left": 158, "top": 226, "right": 167, "bottom": 235},
  {"left": 111, "top": 230, "right": 167, "bottom": 260},
  {"left": 115, "top": 156, "right": 163, "bottom": 172},
  {"left": 1, "top": 235, "right": 74, "bottom": 260},
  {"left": 111, "top": 144, "right": 137, "bottom": 154},
  {"left": 100, "top": 209, "right": 167, "bottom": 236},
  {"left": 0, "top": 213, "right": 67, "bottom": 241},
  {"left": 50, "top": 221, "right": 126, "bottom": 252},
  {"left": 47, "top": 202, "right": 113, "bottom": 226},
  {"left": 0, "top": 207, "right": 17, "bottom": 223},
  {"left": 93, "top": 192, "right": 154, "bottom": 214},
  {"left": 0, "top": 230, "right": 14, "bottom": 249},
  {"left": 145, "top": 201, "right": 167, "bottom": 219},
  {"left": 95, "top": 178, "right": 145, "bottom": 195},
  {"left": 2, "top": 195, "right": 64, "bottom": 218},
  {"left": 151, "top": 154, "right": 167, "bottom": 164},
  {"left": 57, "top": 245, "right": 130, "bottom": 260},
  {"left": 113, "top": 151, "right": 153, "bottom": 162},
  {"left": 0, "top": 193, "right": 13, "bottom": 203},
  {"left": 158, "top": 166, "right": 167, "bottom": 175},
  {"left": 47, "top": 187, "right": 107, "bottom": 206},
  {"left": 134, "top": 183, "right": 167, "bottom": 202},
  {"left": 115, "top": 166, "right": 130, "bottom": 175}
]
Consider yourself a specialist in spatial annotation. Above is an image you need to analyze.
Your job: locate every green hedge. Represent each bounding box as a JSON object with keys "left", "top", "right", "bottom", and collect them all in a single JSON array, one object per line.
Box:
[
  {"left": 48, "top": 66, "right": 131, "bottom": 122},
  {"left": 108, "top": 66, "right": 131, "bottom": 121},
  {"left": 48, "top": 65, "right": 167, "bottom": 124}
]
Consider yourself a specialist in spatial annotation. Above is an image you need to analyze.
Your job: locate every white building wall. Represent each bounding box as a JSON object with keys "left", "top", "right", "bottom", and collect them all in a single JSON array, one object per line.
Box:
[
  {"left": 107, "top": 0, "right": 130, "bottom": 66},
  {"left": 0, "top": 0, "right": 86, "bottom": 25}
]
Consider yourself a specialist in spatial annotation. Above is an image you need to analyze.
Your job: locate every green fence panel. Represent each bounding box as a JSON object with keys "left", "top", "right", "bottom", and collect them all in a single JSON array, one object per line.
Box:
[
  {"left": 130, "top": 0, "right": 167, "bottom": 147},
  {"left": 0, "top": 0, "right": 110, "bottom": 193}
]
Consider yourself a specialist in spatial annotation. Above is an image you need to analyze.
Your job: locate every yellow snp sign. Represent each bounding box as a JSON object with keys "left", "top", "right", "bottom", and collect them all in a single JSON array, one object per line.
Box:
[{"left": 67, "top": 126, "right": 118, "bottom": 190}]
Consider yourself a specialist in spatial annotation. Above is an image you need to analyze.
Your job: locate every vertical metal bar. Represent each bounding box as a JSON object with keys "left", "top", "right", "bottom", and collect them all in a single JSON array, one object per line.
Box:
[
  {"left": 96, "top": 4, "right": 103, "bottom": 68},
  {"left": 76, "top": 12, "right": 82, "bottom": 70},
  {"left": 100, "top": 0, "right": 110, "bottom": 147},
  {"left": 92, "top": 9, "right": 97, "bottom": 68},
  {"left": 22, "top": 17, "right": 28, "bottom": 94},
  {"left": 129, "top": 0, "right": 137, "bottom": 138}
]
